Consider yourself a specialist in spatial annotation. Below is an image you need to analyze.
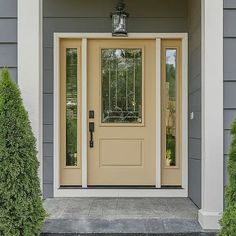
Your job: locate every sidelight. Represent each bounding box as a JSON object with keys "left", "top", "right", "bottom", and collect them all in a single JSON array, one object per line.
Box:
[
  {"left": 164, "top": 49, "right": 177, "bottom": 167},
  {"left": 66, "top": 48, "right": 78, "bottom": 166}
]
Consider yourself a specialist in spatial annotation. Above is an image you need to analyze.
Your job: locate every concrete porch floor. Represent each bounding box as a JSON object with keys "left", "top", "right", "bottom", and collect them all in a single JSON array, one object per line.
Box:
[{"left": 42, "top": 198, "right": 217, "bottom": 235}]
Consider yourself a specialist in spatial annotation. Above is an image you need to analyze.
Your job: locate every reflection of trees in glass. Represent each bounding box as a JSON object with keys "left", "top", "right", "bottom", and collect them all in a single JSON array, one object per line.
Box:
[
  {"left": 66, "top": 111, "right": 77, "bottom": 166},
  {"left": 101, "top": 49, "right": 142, "bottom": 123},
  {"left": 66, "top": 49, "right": 77, "bottom": 166},
  {"left": 165, "top": 50, "right": 177, "bottom": 166}
]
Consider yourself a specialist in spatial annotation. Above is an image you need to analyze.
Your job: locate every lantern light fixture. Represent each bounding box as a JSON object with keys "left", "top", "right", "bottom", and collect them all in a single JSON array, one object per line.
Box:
[{"left": 111, "top": 0, "right": 129, "bottom": 37}]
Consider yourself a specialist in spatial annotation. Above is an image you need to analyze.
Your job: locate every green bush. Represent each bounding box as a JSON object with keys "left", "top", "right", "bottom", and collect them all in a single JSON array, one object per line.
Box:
[
  {"left": 219, "top": 119, "right": 236, "bottom": 235},
  {"left": 0, "top": 69, "right": 47, "bottom": 236}
]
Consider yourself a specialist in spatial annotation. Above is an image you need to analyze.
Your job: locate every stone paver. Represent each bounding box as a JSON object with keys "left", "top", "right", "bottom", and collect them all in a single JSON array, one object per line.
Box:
[{"left": 42, "top": 198, "right": 217, "bottom": 235}]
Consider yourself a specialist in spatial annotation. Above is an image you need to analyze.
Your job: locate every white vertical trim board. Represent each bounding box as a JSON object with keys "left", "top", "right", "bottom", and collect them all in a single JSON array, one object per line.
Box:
[
  {"left": 181, "top": 34, "right": 188, "bottom": 191},
  {"left": 155, "top": 38, "right": 161, "bottom": 188},
  {"left": 18, "top": 0, "right": 43, "bottom": 187},
  {"left": 53, "top": 33, "right": 188, "bottom": 198},
  {"left": 199, "top": 0, "right": 224, "bottom": 230},
  {"left": 82, "top": 38, "right": 88, "bottom": 188},
  {"left": 54, "top": 35, "right": 61, "bottom": 193},
  {"left": 39, "top": 0, "right": 43, "bottom": 190}
]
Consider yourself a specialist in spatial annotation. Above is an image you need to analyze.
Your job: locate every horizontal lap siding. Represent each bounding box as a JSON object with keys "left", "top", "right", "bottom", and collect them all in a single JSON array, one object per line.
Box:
[
  {"left": 224, "top": 1, "right": 236, "bottom": 187},
  {"left": 0, "top": 0, "right": 17, "bottom": 82},
  {"left": 188, "top": 0, "right": 201, "bottom": 208},
  {"left": 42, "top": 0, "right": 188, "bottom": 198},
  {"left": 44, "top": 0, "right": 187, "bottom": 18}
]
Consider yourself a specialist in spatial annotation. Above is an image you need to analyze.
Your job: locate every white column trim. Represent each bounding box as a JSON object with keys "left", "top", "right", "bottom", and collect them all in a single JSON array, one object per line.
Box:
[
  {"left": 199, "top": 210, "right": 222, "bottom": 230},
  {"left": 18, "top": 0, "right": 43, "bottom": 187},
  {"left": 200, "top": 0, "right": 224, "bottom": 230}
]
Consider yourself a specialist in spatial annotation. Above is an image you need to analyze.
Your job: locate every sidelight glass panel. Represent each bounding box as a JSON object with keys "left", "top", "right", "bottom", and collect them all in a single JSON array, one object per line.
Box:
[
  {"left": 101, "top": 48, "right": 142, "bottom": 123},
  {"left": 165, "top": 49, "right": 177, "bottom": 167},
  {"left": 66, "top": 48, "right": 78, "bottom": 166}
]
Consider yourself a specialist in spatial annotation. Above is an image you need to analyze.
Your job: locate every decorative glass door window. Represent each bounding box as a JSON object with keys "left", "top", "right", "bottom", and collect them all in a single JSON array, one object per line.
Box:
[
  {"left": 66, "top": 48, "right": 78, "bottom": 166},
  {"left": 164, "top": 49, "right": 178, "bottom": 167},
  {"left": 101, "top": 48, "right": 143, "bottom": 124}
]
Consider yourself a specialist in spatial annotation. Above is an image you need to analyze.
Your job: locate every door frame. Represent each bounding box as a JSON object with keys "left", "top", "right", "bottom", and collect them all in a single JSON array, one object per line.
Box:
[{"left": 53, "top": 33, "right": 188, "bottom": 197}]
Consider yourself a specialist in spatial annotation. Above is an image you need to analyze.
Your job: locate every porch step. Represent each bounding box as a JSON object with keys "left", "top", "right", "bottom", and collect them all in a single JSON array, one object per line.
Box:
[
  {"left": 42, "top": 234, "right": 217, "bottom": 236},
  {"left": 42, "top": 198, "right": 218, "bottom": 236},
  {"left": 41, "top": 218, "right": 217, "bottom": 235}
]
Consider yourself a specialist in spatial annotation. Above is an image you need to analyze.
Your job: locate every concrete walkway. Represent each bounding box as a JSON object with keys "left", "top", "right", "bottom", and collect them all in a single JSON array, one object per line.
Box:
[{"left": 42, "top": 198, "right": 217, "bottom": 235}]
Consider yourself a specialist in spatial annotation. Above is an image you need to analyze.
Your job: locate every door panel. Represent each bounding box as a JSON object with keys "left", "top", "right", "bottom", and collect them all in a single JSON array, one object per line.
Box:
[
  {"left": 99, "top": 139, "right": 143, "bottom": 167},
  {"left": 87, "top": 39, "right": 156, "bottom": 186}
]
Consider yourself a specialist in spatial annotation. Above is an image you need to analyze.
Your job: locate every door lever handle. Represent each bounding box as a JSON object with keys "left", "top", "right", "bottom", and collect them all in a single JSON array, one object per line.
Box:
[{"left": 89, "top": 122, "right": 95, "bottom": 148}]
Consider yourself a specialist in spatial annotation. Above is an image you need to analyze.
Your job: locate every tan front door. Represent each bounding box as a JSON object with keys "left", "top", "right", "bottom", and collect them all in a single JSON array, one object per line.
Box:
[{"left": 87, "top": 39, "right": 156, "bottom": 186}]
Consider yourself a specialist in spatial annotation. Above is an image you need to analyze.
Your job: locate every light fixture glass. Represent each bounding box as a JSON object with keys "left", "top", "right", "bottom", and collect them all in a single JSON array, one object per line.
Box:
[{"left": 111, "top": 0, "right": 129, "bottom": 37}]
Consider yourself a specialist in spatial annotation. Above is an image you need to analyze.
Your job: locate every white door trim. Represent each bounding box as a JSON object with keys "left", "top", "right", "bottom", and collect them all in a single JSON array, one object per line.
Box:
[
  {"left": 81, "top": 38, "right": 88, "bottom": 188},
  {"left": 155, "top": 38, "right": 162, "bottom": 189},
  {"left": 54, "top": 188, "right": 188, "bottom": 198},
  {"left": 54, "top": 35, "right": 60, "bottom": 190},
  {"left": 53, "top": 33, "right": 188, "bottom": 197},
  {"left": 199, "top": 0, "right": 224, "bottom": 230}
]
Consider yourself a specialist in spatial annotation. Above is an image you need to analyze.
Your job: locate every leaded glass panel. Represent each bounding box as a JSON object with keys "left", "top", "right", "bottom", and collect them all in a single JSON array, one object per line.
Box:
[
  {"left": 66, "top": 48, "right": 78, "bottom": 166},
  {"left": 165, "top": 49, "right": 177, "bottom": 167},
  {"left": 101, "top": 48, "right": 142, "bottom": 123}
]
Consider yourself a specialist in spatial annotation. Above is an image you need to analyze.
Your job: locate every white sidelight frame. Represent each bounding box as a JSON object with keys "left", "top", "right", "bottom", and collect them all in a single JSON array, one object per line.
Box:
[
  {"left": 199, "top": 0, "right": 224, "bottom": 230},
  {"left": 53, "top": 33, "right": 188, "bottom": 197}
]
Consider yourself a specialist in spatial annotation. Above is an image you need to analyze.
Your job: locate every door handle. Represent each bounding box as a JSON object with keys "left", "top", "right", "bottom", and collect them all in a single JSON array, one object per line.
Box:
[{"left": 89, "top": 122, "right": 95, "bottom": 148}]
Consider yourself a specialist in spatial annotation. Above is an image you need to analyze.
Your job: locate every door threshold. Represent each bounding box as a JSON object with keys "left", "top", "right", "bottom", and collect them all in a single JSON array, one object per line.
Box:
[
  {"left": 54, "top": 187, "right": 187, "bottom": 198},
  {"left": 87, "top": 185, "right": 156, "bottom": 189},
  {"left": 59, "top": 185, "right": 183, "bottom": 190}
]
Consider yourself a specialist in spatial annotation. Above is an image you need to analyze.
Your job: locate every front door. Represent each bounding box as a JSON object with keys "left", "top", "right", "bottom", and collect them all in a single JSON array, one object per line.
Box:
[{"left": 87, "top": 39, "right": 156, "bottom": 186}]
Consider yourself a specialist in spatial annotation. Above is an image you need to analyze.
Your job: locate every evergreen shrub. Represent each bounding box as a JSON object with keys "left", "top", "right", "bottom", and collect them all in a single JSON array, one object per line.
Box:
[
  {"left": 0, "top": 69, "right": 47, "bottom": 236},
  {"left": 219, "top": 119, "right": 236, "bottom": 235}
]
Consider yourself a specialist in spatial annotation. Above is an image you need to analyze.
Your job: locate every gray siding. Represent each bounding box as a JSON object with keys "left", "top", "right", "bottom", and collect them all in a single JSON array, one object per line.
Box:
[
  {"left": 0, "top": 0, "right": 17, "bottom": 82},
  {"left": 42, "top": 0, "right": 190, "bottom": 198},
  {"left": 187, "top": 0, "right": 201, "bottom": 208},
  {"left": 223, "top": 0, "right": 236, "bottom": 187}
]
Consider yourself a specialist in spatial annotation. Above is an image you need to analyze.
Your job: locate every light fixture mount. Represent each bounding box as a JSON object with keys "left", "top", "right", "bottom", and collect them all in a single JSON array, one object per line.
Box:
[{"left": 111, "top": 0, "right": 129, "bottom": 37}]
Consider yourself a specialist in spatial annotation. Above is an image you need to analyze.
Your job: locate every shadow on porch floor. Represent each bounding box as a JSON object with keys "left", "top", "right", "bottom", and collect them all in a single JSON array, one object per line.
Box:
[{"left": 42, "top": 198, "right": 217, "bottom": 235}]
